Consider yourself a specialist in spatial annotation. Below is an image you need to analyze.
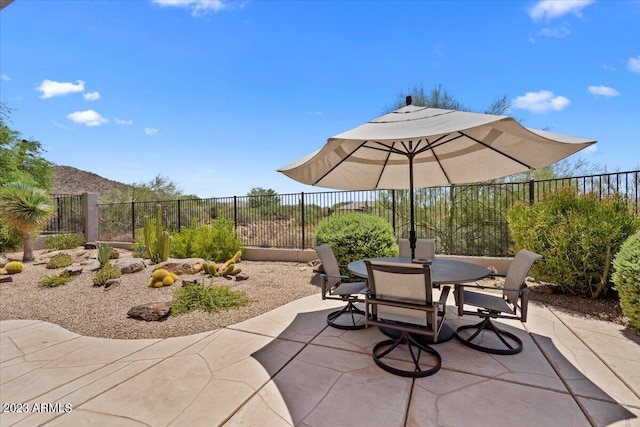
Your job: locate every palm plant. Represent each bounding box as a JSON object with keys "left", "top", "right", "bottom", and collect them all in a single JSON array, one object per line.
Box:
[{"left": 0, "top": 181, "right": 55, "bottom": 262}]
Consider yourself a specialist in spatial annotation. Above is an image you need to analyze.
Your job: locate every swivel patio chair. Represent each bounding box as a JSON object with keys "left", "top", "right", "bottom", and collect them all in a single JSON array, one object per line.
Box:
[
  {"left": 454, "top": 249, "right": 543, "bottom": 355},
  {"left": 314, "top": 244, "right": 368, "bottom": 330},
  {"left": 398, "top": 238, "right": 436, "bottom": 261},
  {"left": 364, "top": 260, "right": 450, "bottom": 378}
]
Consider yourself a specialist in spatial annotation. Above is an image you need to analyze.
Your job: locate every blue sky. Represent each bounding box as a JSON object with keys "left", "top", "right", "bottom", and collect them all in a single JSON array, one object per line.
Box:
[{"left": 1, "top": 0, "right": 639, "bottom": 198}]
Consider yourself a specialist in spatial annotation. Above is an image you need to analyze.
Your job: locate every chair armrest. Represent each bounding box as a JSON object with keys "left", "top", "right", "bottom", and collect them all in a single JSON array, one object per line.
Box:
[
  {"left": 456, "top": 282, "right": 530, "bottom": 293},
  {"left": 320, "top": 273, "right": 350, "bottom": 280}
]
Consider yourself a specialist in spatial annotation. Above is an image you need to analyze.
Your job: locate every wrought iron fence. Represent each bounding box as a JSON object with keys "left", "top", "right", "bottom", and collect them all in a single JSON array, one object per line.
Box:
[
  {"left": 96, "top": 170, "right": 640, "bottom": 257},
  {"left": 42, "top": 194, "right": 84, "bottom": 234}
]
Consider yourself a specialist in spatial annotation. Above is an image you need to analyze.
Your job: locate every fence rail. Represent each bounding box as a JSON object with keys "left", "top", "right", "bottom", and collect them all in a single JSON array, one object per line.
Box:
[{"left": 94, "top": 170, "right": 639, "bottom": 257}]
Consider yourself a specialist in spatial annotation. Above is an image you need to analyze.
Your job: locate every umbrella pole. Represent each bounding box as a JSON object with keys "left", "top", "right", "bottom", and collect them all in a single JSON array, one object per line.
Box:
[{"left": 409, "top": 154, "right": 416, "bottom": 260}]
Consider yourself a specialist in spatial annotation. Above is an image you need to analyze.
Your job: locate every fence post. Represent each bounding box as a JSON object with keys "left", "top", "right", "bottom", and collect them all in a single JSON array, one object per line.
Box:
[
  {"left": 233, "top": 196, "right": 238, "bottom": 231},
  {"left": 529, "top": 179, "right": 535, "bottom": 206},
  {"left": 177, "top": 199, "right": 181, "bottom": 232},
  {"left": 82, "top": 192, "right": 99, "bottom": 243},
  {"left": 391, "top": 189, "right": 396, "bottom": 234},
  {"left": 131, "top": 201, "right": 135, "bottom": 242},
  {"left": 301, "top": 192, "right": 305, "bottom": 249}
]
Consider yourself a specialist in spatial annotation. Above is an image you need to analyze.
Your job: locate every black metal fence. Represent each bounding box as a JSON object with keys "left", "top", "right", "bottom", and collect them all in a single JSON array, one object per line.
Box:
[
  {"left": 96, "top": 170, "right": 639, "bottom": 257},
  {"left": 42, "top": 194, "right": 84, "bottom": 234}
]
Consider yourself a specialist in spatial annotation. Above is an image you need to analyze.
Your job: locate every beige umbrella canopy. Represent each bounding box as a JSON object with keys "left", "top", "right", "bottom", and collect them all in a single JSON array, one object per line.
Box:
[{"left": 278, "top": 103, "right": 596, "bottom": 258}]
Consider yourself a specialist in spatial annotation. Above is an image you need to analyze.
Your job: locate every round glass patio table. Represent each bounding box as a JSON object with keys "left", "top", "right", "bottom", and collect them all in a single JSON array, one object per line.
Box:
[{"left": 347, "top": 257, "right": 490, "bottom": 343}]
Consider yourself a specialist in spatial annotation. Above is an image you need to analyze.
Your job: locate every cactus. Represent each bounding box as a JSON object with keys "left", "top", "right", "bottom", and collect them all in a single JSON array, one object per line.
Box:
[
  {"left": 5, "top": 261, "right": 24, "bottom": 274},
  {"left": 203, "top": 251, "right": 242, "bottom": 278},
  {"left": 97, "top": 243, "right": 112, "bottom": 267},
  {"left": 148, "top": 268, "right": 178, "bottom": 287},
  {"left": 143, "top": 205, "right": 172, "bottom": 264}
]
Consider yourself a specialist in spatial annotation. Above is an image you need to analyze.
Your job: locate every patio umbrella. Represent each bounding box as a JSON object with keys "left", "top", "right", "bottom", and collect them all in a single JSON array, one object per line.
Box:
[{"left": 278, "top": 100, "right": 596, "bottom": 259}]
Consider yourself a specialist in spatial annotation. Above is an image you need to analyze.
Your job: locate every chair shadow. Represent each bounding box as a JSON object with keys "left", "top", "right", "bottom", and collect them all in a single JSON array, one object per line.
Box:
[{"left": 246, "top": 306, "right": 637, "bottom": 426}]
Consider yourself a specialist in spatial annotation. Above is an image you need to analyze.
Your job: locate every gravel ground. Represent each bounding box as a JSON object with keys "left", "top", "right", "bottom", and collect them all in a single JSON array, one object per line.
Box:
[
  {"left": 1, "top": 248, "right": 628, "bottom": 340},
  {"left": 1, "top": 249, "right": 321, "bottom": 339}
]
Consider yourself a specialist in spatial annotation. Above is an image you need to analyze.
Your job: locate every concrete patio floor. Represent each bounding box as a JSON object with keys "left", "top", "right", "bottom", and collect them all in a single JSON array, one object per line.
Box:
[{"left": 1, "top": 292, "right": 639, "bottom": 427}]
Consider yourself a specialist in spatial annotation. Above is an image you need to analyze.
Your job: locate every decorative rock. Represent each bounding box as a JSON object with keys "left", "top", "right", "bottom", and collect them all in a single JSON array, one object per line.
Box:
[
  {"left": 0, "top": 254, "right": 8, "bottom": 267},
  {"left": 65, "top": 266, "right": 84, "bottom": 276},
  {"left": 104, "top": 278, "right": 121, "bottom": 291},
  {"left": 127, "top": 301, "right": 172, "bottom": 321},
  {"left": 181, "top": 279, "right": 200, "bottom": 287},
  {"left": 159, "top": 258, "right": 204, "bottom": 275},
  {"left": 85, "top": 242, "right": 97, "bottom": 249},
  {"left": 113, "top": 258, "right": 146, "bottom": 274},
  {"left": 234, "top": 272, "right": 249, "bottom": 281},
  {"left": 110, "top": 248, "right": 120, "bottom": 259},
  {"left": 0, "top": 275, "right": 12, "bottom": 283}
]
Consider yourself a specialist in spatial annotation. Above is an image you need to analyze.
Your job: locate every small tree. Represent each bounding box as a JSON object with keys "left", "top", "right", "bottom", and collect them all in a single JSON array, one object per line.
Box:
[
  {"left": 612, "top": 230, "right": 640, "bottom": 333},
  {"left": 0, "top": 181, "right": 55, "bottom": 262}
]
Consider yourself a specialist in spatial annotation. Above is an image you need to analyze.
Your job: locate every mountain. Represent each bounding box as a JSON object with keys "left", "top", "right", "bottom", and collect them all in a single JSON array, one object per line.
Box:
[{"left": 52, "top": 165, "right": 127, "bottom": 196}]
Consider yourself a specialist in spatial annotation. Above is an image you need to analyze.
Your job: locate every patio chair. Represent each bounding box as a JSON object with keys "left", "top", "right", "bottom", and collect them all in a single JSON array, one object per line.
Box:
[
  {"left": 364, "top": 260, "right": 450, "bottom": 377},
  {"left": 454, "top": 249, "right": 543, "bottom": 355},
  {"left": 314, "top": 244, "right": 368, "bottom": 330},
  {"left": 399, "top": 238, "right": 436, "bottom": 261}
]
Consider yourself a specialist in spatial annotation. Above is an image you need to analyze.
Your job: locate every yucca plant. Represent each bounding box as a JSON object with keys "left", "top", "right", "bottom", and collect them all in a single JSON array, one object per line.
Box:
[
  {"left": 97, "top": 243, "right": 112, "bottom": 267},
  {"left": 0, "top": 181, "right": 55, "bottom": 262}
]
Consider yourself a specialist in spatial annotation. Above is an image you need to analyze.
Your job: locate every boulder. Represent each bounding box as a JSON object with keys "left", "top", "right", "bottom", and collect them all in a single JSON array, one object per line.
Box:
[
  {"left": 113, "top": 258, "right": 146, "bottom": 274},
  {"left": 104, "top": 278, "right": 121, "bottom": 291},
  {"left": 0, "top": 275, "right": 12, "bottom": 283},
  {"left": 84, "top": 242, "right": 97, "bottom": 249},
  {"left": 159, "top": 258, "right": 204, "bottom": 275},
  {"left": 234, "top": 272, "right": 249, "bottom": 281},
  {"left": 127, "top": 301, "right": 172, "bottom": 321},
  {"left": 65, "top": 266, "right": 84, "bottom": 276}
]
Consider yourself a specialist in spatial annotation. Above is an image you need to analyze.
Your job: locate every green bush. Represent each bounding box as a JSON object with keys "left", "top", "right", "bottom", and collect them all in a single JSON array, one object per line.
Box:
[
  {"left": 314, "top": 212, "right": 398, "bottom": 265},
  {"left": 93, "top": 264, "right": 122, "bottom": 286},
  {"left": 44, "top": 233, "right": 84, "bottom": 250},
  {"left": 171, "top": 284, "right": 251, "bottom": 315},
  {"left": 170, "top": 219, "right": 243, "bottom": 262},
  {"left": 97, "top": 243, "right": 112, "bottom": 267},
  {"left": 508, "top": 188, "right": 639, "bottom": 298},
  {"left": 46, "top": 253, "right": 73, "bottom": 269},
  {"left": 39, "top": 272, "right": 73, "bottom": 287},
  {"left": 612, "top": 229, "right": 640, "bottom": 333},
  {"left": 0, "top": 221, "right": 22, "bottom": 252}
]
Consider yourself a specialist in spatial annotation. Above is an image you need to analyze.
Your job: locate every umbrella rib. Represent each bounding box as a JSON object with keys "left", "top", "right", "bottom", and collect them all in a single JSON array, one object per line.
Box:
[
  {"left": 459, "top": 131, "right": 533, "bottom": 169},
  {"left": 312, "top": 140, "right": 368, "bottom": 185},
  {"left": 374, "top": 142, "right": 394, "bottom": 188}
]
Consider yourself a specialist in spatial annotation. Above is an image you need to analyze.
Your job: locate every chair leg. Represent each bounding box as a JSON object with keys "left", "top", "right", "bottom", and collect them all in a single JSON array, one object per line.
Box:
[
  {"left": 455, "top": 317, "right": 523, "bottom": 355},
  {"left": 326, "top": 300, "right": 366, "bottom": 330},
  {"left": 372, "top": 333, "right": 441, "bottom": 378}
]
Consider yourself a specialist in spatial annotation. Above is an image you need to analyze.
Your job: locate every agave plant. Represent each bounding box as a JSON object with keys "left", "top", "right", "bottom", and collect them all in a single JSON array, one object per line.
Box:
[{"left": 0, "top": 181, "right": 55, "bottom": 262}]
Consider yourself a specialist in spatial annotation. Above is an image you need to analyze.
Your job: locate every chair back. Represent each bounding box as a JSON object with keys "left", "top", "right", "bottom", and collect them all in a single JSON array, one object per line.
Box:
[
  {"left": 398, "top": 238, "right": 436, "bottom": 260},
  {"left": 365, "top": 260, "right": 434, "bottom": 322},
  {"left": 314, "top": 244, "right": 342, "bottom": 289},
  {"left": 503, "top": 249, "right": 543, "bottom": 305}
]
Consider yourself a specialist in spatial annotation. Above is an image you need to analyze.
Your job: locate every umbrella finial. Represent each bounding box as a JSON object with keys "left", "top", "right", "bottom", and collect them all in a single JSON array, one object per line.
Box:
[{"left": 406, "top": 96, "right": 412, "bottom": 106}]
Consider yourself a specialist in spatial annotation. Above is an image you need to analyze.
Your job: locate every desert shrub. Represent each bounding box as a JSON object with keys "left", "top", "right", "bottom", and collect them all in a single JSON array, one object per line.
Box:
[
  {"left": 314, "top": 212, "right": 398, "bottom": 266},
  {"left": 5, "top": 261, "right": 24, "bottom": 274},
  {"left": 39, "top": 271, "right": 73, "bottom": 287},
  {"left": 612, "top": 229, "right": 640, "bottom": 333},
  {"left": 44, "top": 233, "right": 84, "bottom": 250},
  {"left": 171, "top": 219, "right": 243, "bottom": 262},
  {"left": 93, "top": 264, "right": 122, "bottom": 286},
  {"left": 46, "top": 253, "right": 73, "bottom": 269},
  {"left": 171, "top": 284, "right": 251, "bottom": 315},
  {"left": 508, "top": 188, "right": 639, "bottom": 298}
]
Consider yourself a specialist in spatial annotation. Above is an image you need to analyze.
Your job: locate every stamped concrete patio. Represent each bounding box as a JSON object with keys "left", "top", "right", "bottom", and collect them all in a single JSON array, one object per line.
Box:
[{"left": 1, "top": 292, "right": 639, "bottom": 426}]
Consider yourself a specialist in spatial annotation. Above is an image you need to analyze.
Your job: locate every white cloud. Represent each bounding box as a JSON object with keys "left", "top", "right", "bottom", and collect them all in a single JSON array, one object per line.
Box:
[
  {"left": 83, "top": 91, "right": 100, "bottom": 101},
  {"left": 36, "top": 79, "right": 85, "bottom": 99},
  {"left": 115, "top": 118, "right": 133, "bottom": 125},
  {"left": 627, "top": 56, "right": 640, "bottom": 73},
  {"left": 537, "top": 26, "right": 571, "bottom": 38},
  {"left": 1, "top": 73, "right": 10, "bottom": 81},
  {"left": 512, "top": 90, "right": 571, "bottom": 113},
  {"left": 144, "top": 127, "right": 159, "bottom": 136},
  {"left": 587, "top": 85, "right": 620, "bottom": 97},
  {"left": 152, "top": 0, "right": 229, "bottom": 16},
  {"left": 67, "top": 110, "right": 108, "bottom": 126},
  {"left": 528, "top": 0, "right": 594, "bottom": 21}
]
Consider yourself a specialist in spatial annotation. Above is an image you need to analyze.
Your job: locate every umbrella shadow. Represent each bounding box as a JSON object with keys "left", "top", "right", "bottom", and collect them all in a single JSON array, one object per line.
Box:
[{"left": 244, "top": 306, "right": 637, "bottom": 426}]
